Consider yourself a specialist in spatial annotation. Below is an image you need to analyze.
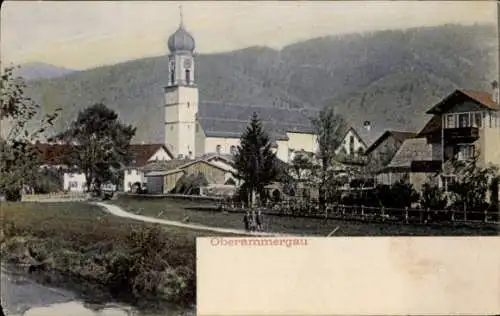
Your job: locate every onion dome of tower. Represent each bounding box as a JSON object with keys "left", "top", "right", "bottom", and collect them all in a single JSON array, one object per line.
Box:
[{"left": 167, "top": 9, "right": 195, "bottom": 53}]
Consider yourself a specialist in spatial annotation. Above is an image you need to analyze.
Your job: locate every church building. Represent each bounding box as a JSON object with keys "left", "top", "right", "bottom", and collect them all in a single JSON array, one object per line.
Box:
[{"left": 163, "top": 14, "right": 318, "bottom": 163}]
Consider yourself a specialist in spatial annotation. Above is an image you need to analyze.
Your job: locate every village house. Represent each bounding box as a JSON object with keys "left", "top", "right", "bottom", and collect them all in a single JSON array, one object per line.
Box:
[
  {"left": 362, "top": 130, "right": 417, "bottom": 182},
  {"left": 376, "top": 86, "right": 500, "bottom": 191},
  {"left": 141, "top": 153, "right": 239, "bottom": 195},
  {"left": 123, "top": 144, "right": 173, "bottom": 192},
  {"left": 32, "top": 143, "right": 174, "bottom": 193},
  {"left": 33, "top": 143, "right": 85, "bottom": 192}
]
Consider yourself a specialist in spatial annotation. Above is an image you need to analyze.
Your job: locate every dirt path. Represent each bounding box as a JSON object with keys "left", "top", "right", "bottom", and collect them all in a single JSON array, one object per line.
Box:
[{"left": 93, "top": 202, "right": 290, "bottom": 236}]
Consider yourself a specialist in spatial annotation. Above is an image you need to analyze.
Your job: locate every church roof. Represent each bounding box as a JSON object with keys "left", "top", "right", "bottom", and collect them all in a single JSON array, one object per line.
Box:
[
  {"left": 197, "top": 101, "right": 317, "bottom": 141},
  {"left": 168, "top": 25, "right": 195, "bottom": 53}
]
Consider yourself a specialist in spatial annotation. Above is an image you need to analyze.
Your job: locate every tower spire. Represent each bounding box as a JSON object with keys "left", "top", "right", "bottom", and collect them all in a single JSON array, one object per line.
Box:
[{"left": 179, "top": 5, "right": 184, "bottom": 28}]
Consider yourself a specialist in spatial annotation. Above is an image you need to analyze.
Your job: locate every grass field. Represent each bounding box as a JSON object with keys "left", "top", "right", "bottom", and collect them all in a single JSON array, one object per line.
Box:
[
  {"left": 0, "top": 201, "right": 228, "bottom": 309},
  {"left": 111, "top": 197, "right": 500, "bottom": 236}
]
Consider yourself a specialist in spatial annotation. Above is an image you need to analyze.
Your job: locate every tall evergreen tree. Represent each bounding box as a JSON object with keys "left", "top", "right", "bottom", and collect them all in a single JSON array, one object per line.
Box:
[{"left": 234, "top": 113, "right": 279, "bottom": 207}]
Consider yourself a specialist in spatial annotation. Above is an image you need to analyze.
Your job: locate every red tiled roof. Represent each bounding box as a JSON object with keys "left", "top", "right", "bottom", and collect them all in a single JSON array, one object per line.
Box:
[
  {"left": 33, "top": 143, "right": 73, "bottom": 165},
  {"left": 128, "top": 144, "right": 173, "bottom": 167},
  {"left": 426, "top": 89, "right": 500, "bottom": 114},
  {"left": 460, "top": 90, "right": 500, "bottom": 111},
  {"left": 33, "top": 143, "right": 172, "bottom": 167}
]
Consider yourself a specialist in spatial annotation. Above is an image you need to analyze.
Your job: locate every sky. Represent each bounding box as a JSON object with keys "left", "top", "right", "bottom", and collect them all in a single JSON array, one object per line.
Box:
[{"left": 1, "top": 1, "right": 497, "bottom": 70}]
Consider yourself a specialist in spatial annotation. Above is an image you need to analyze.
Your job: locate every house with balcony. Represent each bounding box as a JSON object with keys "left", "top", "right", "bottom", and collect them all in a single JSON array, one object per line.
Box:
[{"left": 417, "top": 89, "right": 500, "bottom": 170}]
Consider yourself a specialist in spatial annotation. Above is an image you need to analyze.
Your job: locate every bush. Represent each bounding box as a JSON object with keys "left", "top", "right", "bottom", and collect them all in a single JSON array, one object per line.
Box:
[{"left": 420, "top": 182, "right": 448, "bottom": 210}]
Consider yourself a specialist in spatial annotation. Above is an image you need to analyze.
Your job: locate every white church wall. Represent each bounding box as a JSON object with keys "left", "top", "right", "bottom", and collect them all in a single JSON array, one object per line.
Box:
[
  {"left": 195, "top": 122, "right": 206, "bottom": 157},
  {"left": 205, "top": 137, "right": 240, "bottom": 155},
  {"left": 286, "top": 132, "right": 317, "bottom": 154}
]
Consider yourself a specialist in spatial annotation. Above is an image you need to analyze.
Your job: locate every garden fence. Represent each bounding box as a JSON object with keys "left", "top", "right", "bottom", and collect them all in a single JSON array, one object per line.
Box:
[{"left": 217, "top": 200, "right": 499, "bottom": 225}]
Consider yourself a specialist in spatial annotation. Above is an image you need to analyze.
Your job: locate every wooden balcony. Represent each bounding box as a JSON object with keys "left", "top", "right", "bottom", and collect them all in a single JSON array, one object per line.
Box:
[
  {"left": 410, "top": 160, "right": 442, "bottom": 173},
  {"left": 443, "top": 127, "right": 479, "bottom": 143}
]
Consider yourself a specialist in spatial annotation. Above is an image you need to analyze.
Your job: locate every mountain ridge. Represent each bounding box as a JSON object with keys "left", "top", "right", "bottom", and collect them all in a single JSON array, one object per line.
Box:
[{"left": 20, "top": 23, "right": 498, "bottom": 145}]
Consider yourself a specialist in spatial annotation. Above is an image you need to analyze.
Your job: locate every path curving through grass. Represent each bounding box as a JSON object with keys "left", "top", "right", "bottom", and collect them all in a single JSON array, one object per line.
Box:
[{"left": 93, "top": 202, "right": 290, "bottom": 236}]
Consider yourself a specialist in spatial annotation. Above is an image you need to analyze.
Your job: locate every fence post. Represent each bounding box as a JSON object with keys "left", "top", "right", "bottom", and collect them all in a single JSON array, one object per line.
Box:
[
  {"left": 464, "top": 205, "right": 467, "bottom": 222},
  {"left": 451, "top": 209, "right": 455, "bottom": 223},
  {"left": 361, "top": 205, "right": 365, "bottom": 220},
  {"left": 381, "top": 206, "right": 385, "bottom": 222},
  {"left": 404, "top": 207, "right": 409, "bottom": 224},
  {"left": 426, "top": 208, "right": 431, "bottom": 223},
  {"left": 342, "top": 205, "right": 345, "bottom": 218},
  {"left": 484, "top": 209, "right": 488, "bottom": 223},
  {"left": 419, "top": 208, "right": 423, "bottom": 224}
]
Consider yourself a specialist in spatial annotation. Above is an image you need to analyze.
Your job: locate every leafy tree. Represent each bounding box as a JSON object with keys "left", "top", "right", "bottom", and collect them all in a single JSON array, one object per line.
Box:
[
  {"left": 234, "top": 113, "right": 279, "bottom": 207},
  {"left": 289, "top": 151, "right": 314, "bottom": 183},
  {"left": 447, "top": 157, "right": 499, "bottom": 212},
  {"left": 420, "top": 176, "right": 448, "bottom": 210},
  {"left": 0, "top": 66, "right": 60, "bottom": 200},
  {"left": 52, "top": 103, "right": 135, "bottom": 193},
  {"left": 311, "top": 106, "right": 347, "bottom": 208}
]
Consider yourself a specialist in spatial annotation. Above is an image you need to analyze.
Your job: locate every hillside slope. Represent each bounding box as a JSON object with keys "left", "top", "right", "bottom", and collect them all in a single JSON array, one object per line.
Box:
[{"left": 23, "top": 23, "right": 498, "bottom": 144}]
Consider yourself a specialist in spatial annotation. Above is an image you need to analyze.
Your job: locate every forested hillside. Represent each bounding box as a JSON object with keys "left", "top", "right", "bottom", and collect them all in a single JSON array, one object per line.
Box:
[{"left": 22, "top": 23, "right": 498, "bottom": 144}]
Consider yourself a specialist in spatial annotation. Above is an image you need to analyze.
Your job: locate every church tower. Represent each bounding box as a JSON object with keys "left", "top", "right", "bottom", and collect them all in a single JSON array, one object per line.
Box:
[{"left": 164, "top": 8, "right": 198, "bottom": 158}]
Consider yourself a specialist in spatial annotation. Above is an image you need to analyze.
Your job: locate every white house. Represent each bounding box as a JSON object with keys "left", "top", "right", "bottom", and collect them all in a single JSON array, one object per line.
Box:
[
  {"left": 123, "top": 144, "right": 174, "bottom": 192},
  {"left": 33, "top": 143, "right": 174, "bottom": 192},
  {"left": 34, "top": 143, "right": 87, "bottom": 192},
  {"left": 335, "top": 127, "right": 368, "bottom": 156},
  {"left": 163, "top": 15, "right": 318, "bottom": 163}
]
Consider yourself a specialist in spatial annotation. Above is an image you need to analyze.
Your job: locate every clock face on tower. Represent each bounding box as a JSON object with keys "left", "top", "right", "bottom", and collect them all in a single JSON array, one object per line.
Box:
[{"left": 184, "top": 59, "right": 192, "bottom": 69}]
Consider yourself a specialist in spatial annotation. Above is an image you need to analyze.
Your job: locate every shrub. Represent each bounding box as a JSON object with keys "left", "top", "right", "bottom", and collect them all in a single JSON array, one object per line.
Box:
[{"left": 420, "top": 182, "right": 448, "bottom": 210}]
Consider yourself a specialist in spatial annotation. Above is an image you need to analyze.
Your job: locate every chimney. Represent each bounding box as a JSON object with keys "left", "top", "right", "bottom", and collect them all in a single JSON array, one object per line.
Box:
[
  {"left": 492, "top": 80, "right": 499, "bottom": 104},
  {"left": 363, "top": 121, "right": 371, "bottom": 132}
]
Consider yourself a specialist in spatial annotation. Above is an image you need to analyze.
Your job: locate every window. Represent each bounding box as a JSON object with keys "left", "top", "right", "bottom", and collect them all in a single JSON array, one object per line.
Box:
[
  {"left": 458, "top": 113, "right": 469, "bottom": 128},
  {"left": 188, "top": 151, "right": 193, "bottom": 157},
  {"left": 187, "top": 102, "right": 190, "bottom": 108},
  {"left": 216, "top": 145, "right": 222, "bottom": 154},
  {"left": 446, "top": 114, "right": 456, "bottom": 128},
  {"left": 230, "top": 145, "right": 237, "bottom": 155},
  {"left": 349, "top": 136, "right": 355, "bottom": 154},
  {"left": 70, "top": 181, "right": 78, "bottom": 188},
  {"left": 457, "top": 144, "right": 475, "bottom": 161},
  {"left": 170, "top": 69, "right": 175, "bottom": 85},
  {"left": 127, "top": 169, "right": 132, "bottom": 175},
  {"left": 185, "top": 69, "right": 191, "bottom": 84},
  {"left": 473, "top": 112, "right": 482, "bottom": 128}
]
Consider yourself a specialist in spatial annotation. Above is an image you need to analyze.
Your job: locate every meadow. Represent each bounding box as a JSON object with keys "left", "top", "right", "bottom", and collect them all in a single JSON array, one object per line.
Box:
[
  {"left": 112, "top": 196, "right": 499, "bottom": 236},
  {"left": 0, "top": 201, "right": 228, "bottom": 310}
]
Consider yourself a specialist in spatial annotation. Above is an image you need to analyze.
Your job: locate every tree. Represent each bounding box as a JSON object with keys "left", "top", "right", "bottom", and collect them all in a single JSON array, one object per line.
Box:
[
  {"left": 311, "top": 106, "right": 347, "bottom": 209},
  {"left": 289, "top": 151, "right": 314, "bottom": 183},
  {"left": 234, "top": 113, "right": 279, "bottom": 207},
  {"left": 52, "top": 103, "right": 135, "bottom": 193},
  {"left": 0, "top": 66, "right": 60, "bottom": 200},
  {"left": 420, "top": 176, "right": 448, "bottom": 210},
  {"left": 447, "top": 157, "right": 499, "bottom": 212}
]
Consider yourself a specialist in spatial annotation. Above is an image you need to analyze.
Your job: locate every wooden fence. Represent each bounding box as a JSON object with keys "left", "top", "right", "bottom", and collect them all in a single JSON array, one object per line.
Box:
[
  {"left": 21, "top": 192, "right": 88, "bottom": 202},
  {"left": 217, "top": 201, "right": 500, "bottom": 225}
]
